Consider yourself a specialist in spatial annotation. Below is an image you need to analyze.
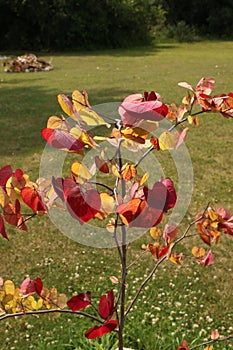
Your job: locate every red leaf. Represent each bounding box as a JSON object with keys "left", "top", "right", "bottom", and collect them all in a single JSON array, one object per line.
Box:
[
  {"left": 158, "top": 245, "right": 170, "bottom": 258},
  {"left": 42, "top": 128, "right": 85, "bottom": 152},
  {"left": 66, "top": 186, "right": 101, "bottom": 224},
  {"left": 0, "top": 165, "right": 12, "bottom": 189},
  {"left": 95, "top": 156, "right": 109, "bottom": 173},
  {"left": 21, "top": 187, "right": 47, "bottom": 213},
  {"left": 20, "top": 276, "right": 43, "bottom": 296},
  {"left": 4, "top": 200, "right": 27, "bottom": 231},
  {"left": 67, "top": 292, "right": 91, "bottom": 311},
  {"left": 0, "top": 213, "right": 8, "bottom": 240},
  {"left": 14, "top": 168, "right": 24, "bottom": 181},
  {"left": 163, "top": 223, "right": 178, "bottom": 245},
  {"left": 34, "top": 278, "right": 43, "bottom": 296},
  {"left": 178, "top": 340, "right": 190, "bottom": 350},
  {"left": 117, "top": 198, "right": 163, "bottom": 228},
  {"left": 98, "top": 290, "right": 114, "bottom": 320},
  {"left": 52, "top": 177, "right": 68, "bottom": 201},
  {"left": 160, "top": 178, "right": 177, "bottom": 211},
  {"left": 85, "top": 320, "right": 118, "bottom": 339},
  {"left": 52, "top": 178, "right": 101, "bottom": 224}
]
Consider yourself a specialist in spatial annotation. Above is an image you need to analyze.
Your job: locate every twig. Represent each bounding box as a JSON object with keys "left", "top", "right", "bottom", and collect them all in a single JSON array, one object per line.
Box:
[
  {"left": 0, "top": 308, "right": 103, "bottom": 323},
  {"left": 126, "top": 250, "right": 148, "bottom": 270},
  {"left": 190, "top": 334, "right": 233, "bottom": 349},
  {"left": 134, "top": 146, "right": 154, "bottom": 168}
]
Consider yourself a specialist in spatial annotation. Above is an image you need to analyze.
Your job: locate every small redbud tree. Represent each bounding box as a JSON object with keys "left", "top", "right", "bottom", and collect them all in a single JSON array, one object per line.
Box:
[{"left": 0, "top": 78, "right": 232, "bottom": 350}]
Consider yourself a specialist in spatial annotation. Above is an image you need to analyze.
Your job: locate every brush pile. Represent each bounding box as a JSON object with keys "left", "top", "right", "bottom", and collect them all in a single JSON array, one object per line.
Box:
[{"left": 3, "top": 53, "right": 53, "bottom": 72}]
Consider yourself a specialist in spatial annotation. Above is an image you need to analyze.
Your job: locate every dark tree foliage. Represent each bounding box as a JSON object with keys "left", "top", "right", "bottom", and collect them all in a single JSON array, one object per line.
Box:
[
  {"left": 0, "top": 0, "right": 158, "bottom": 50},
  {"left": 0, "top": 0, "right": 233, "bottom": 50},
  {"left": 164, "top": 0, "right": 233, "bottom": 37}
]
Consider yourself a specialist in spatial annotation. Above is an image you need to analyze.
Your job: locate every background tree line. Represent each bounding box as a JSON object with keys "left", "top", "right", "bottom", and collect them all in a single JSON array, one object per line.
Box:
[{"left": 0, "top": 0, "right": 233, "bottom": 51}]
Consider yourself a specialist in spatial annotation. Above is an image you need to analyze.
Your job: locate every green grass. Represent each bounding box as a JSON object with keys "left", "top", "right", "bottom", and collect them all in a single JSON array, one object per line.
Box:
[{"left": 0, "top": 41, "right": 233, "bottom": 350}]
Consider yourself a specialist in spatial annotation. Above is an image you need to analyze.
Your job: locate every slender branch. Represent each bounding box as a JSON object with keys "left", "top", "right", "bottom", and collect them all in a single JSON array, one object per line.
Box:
[
  {"left": 171, "top": 202, "right": 210, "bottom": 249},
  {"left": 89, "top": 181, "right": 114, "bottom": 195},
  {"left": 125, "top": 203, "right": 210, "bottom": 318},
  {"left": 113, "top": 213, "right": 123, "bottom": 264},
  {"left": 126, "top": 250, "right": 148, "bottom": 270},
  {"left": 134, "top": 111, "right": 206, "bottom": 168},
  {"left": 169, "top": 110, "right": 206, "bottom": 132},
  {"left": 125, "top": 254, "right": 167, "bottom": 317},
  {"left": 118, "top": 224, "right": 127, "bottom": 350},
  {"left": 115, "top": 137, "right": 128, "bottom": 350},
  {"left": 0, "top": 308, "right": 103, "bottom": 323},
  {"left": 169, "top": 117, "right": 188, "bottom": 131},
  {"left": 18, "top": 213, "right": 37, "bottom": 228},
  {"left": 135, "top": 146, "right": 154, "bottom": 168},
  {"left": 190, "top": 335, "right": 233, "bottom": 350}
]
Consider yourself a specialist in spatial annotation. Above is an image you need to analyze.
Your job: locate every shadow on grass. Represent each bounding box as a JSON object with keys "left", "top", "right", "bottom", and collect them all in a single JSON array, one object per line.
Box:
[
  {"left": 1, "top": 43, "right": 178, "bottom": 59},
  {"left": 0, "top": 83, "right": 130, "bottom": 158}
]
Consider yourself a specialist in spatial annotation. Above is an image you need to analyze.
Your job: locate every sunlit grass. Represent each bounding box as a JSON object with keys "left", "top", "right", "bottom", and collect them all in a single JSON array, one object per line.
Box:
[{"left": 0, "top": 41, "right": 232, "bottom": 349}]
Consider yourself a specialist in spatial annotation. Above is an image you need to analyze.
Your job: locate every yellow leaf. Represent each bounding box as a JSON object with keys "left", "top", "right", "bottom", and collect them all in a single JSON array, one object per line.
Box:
[
  {"left": 192, "top": 246, "right": 205, "bottom": 258},
  {"left": 71, "top": 161, "right": 92, "bottom": 184},
  {"left": 121, "top": 127, "right": 149, "bottom": 144},
  {"left": 72, "top": 89, "right": 89, "bottom": 111},
  {"left": 111, "top": 164, "right": 121, "bottom": 178},
  {"left": 47, "top": 116, "right": 65, "bottom": 129},
  {"left": 2, "top": 294, "right": 14, "bottom": 311},
  {"left": 182, "top": 94, "right": 191, "bottom": 105},
  {"left": 70, "top": 127, "right": 96, "bottom": 148},
  {"left": 3, "top": 280, "right": 15, "bottom": 295},
  {"left": 69, "top": 126, "right": 82, "bottom": 139},
  {"left": 6, "top": 177, "right": 20, "bottom": 200},
  {"left": 150, "top": 227, "right": 162, "bottom": 239},
  {"left": 57, "top": 293, "right": 68, "bottom": 309},
  {"left": 169, "top": 252, "right": 183, "bottom": 265},
  {"left": 79, "top": 108, "right": 109, "bottom": 127},
  {"left": 57, "top": 94, "right": 75, "bottom": 118},
  {"left": 159, "top": 131, "right": 177, "bottom": 150},
  {"left": 72, "top": 90, "right": 110, "bottom": 127},
  {"left": 139, "top": 172, "right": 149, "bottom": 186},
  {"left": 208, "top": 208, "right": 219, "bottom": 221},
  {"left": 0, "top": 290, "right": 5, "bottom": 302},
  {"left": 0, "top": 187, "right": 9, "bottom": 207},
  {"left": 23, "top": 295, "right": 38, "bottom": 310},
  {"left": 95, "top": 193, "right": 115, "bottom": 220},
  {"left": 106, "top": 218, "right": 116, "bottom": 233},
  {"left": 188, "top": 115, "right": 194, "bottom": 124},
  {"left": 37, "top": 298, "right": 44, "bottom": 309}
]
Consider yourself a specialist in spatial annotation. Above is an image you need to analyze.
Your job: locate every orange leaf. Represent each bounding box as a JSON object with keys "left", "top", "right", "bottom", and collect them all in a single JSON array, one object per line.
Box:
[
  {"left": 21, "top": 187, "right": 47, "bottom": 215},
  {"left": 196, "top": 222, "right": 211, "bottom": 246},
  {"left": 192, "top": 246, "right": 206, "bottom": 258},
  {"left": 150, "top": 136, "right": 160, "bottom": 150},
  {"left": 121, "top": 163, "right": 137, "bottom": 181},
  {"left": 121, "top": 127, "right": 149, "bottom": 144}
]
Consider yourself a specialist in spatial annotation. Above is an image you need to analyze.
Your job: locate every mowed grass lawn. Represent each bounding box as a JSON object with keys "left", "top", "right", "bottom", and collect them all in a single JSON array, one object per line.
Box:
[{"left": 0, "top": 41, "right": 232, "bottom": 350}]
